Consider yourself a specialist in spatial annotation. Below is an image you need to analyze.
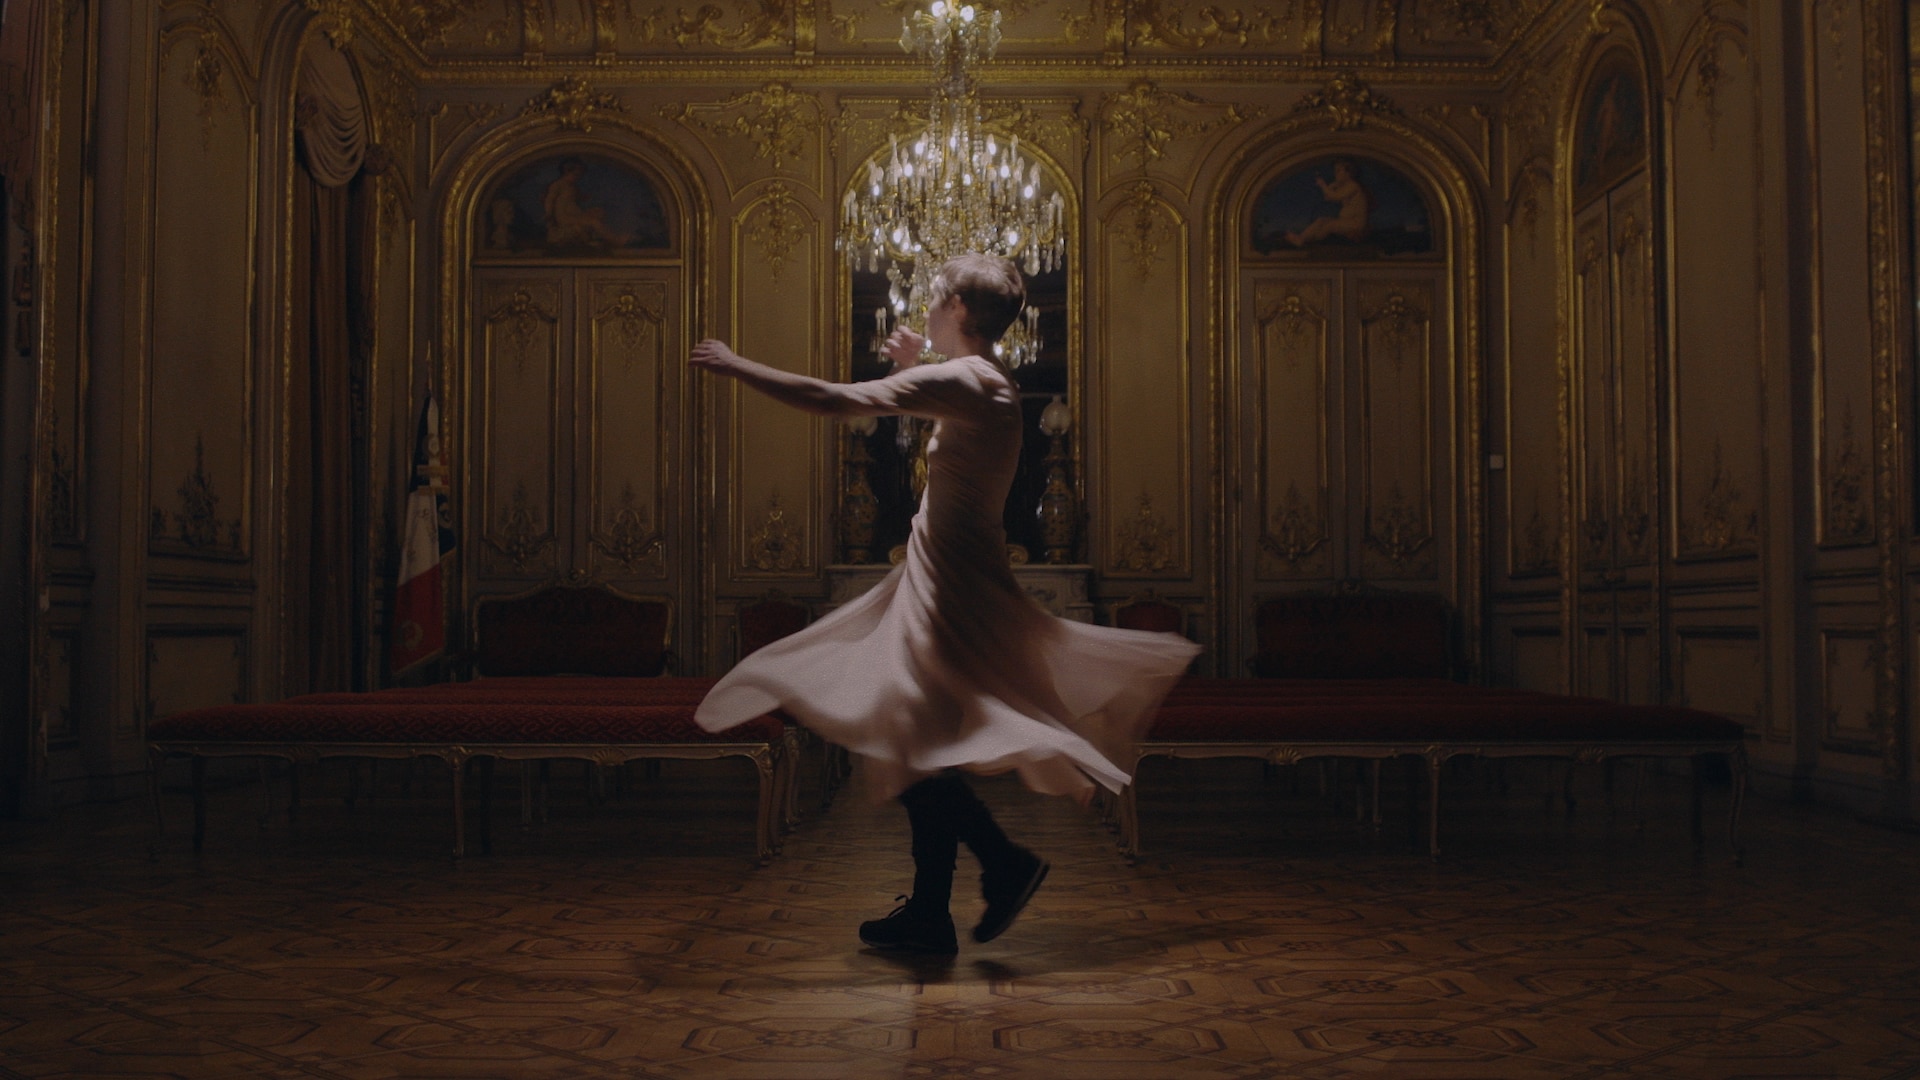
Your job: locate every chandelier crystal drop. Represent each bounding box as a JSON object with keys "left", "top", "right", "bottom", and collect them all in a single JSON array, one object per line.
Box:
[{"left": 837, "top": 1, "right": 1066, "bottom": 368}]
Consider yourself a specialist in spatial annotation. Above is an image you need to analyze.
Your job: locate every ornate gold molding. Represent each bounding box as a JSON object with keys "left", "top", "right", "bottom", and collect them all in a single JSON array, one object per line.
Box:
[
  {"left": 1514, "top": 488, "right": 1558, "bottom": 575},
  {"left": 1114, "top": 491, "right": 1175, "bottom": 573},
  {"left": 670, "top": 0, "right": 794, "bottom": 50},
  {"left": 594, "top": 482, "right": 666, "bottom": 575},
  {"left": 1259, "top": 481, "right": 1326, "bottom": 571},
  {"left": 745, "top": 494, "right": 805, "bottom": 572},
  {"left": 1617, "top": 455, "right": 1650, "bottom": 561},
  {"left": 667, "top": 82, "right": 819, "bottom": 175},
  {"left": 1366, "top": 480, "right": 1432, "bottom": 571},
  {"left": 1126, "top": 0, "right": 1284, "bottom": 50},
  {"left": 1678, "top": 438, "right": 1757, "bottom": 557},
  {"left": 151, "top": 436, "right": 242, "bottom": 555},
  {"left": 487, "top": 481, "right": 552, "bottom": 571},
  {"left": 1100, "top": 78, "right": 1254, "bottom": 174},
  {"left": 363, "top": 0, "right": 483, "bottom": 46},
  {"left": 744, "top": 181, "right": 810, "bottom": 280},
  {"left": 520, "top": 75, "right": 626, "bottom": 132},
  {"left": 47, "top": 410, "right": 74, "bottom": 542},
  {"left": 1290, "top": 71, "right": 1400, "bottom": 131},
  {"left": 185, "top": 31, "right": 228, "bottom": 149},
  {"left": 488, "top": 288, "right": 558, "bottom": 370},
  {"left": 1824, "top": 402, "right": 1872, "bottom": 544},
  {"left": 1116, "top": 180, "right": 1174, "bottom": 279}
]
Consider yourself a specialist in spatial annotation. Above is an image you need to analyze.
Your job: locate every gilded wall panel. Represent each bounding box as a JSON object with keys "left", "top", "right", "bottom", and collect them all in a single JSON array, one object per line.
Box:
[
  {"left": 1671, "top": 29, "right": 1761, "bottom": 561},
  {"left": 732, "top": 191, "right": 820, "bottom": 576},
  {"left": 1676, "top": 632, "right": 1764, "bottom": 733},
  {"left": 1503, "top": 170, "right": 1561, "bottom": 578},
  {"left": 145, "top": 628, "right": 247, "bottom": 731},
  {"left": 1357, "top": 279, "right": 1436, "bottom": 580},
  {"left": 1097, "top": 79, "right": 1257, "bottom": 195},
  {"left": 1097, "top": 186, "right": 1188, "bottom": 577},
  {"left": 583, "top": 274, "right": 675, "bottom": 580},
  {"left": 475, "top": 277, "right": 564, "bottom": 578},
  {"left": 1808, "top": 0, "right": 1877, "bottom": 547},
  {"left": 1821, "top": 628, "right": 1880, "bottom": 753},
  {"left": 1573, "top": 207, "right": 1612, "bottom": 570},
  {"left": 1609, "top": 183, "right": 1654, "bottom": 568},
  {"left": 46, "top": 0, "right": 95, "bottom": 545},
  {"left": 147, "top": 25, "right": 256, "bottom": 562},
  {"left": 815, "top": 0, "right": 1102, "bottom": 55},
  {"left": 1249, "top": 276, "right": 1331, "bottom": 581}
]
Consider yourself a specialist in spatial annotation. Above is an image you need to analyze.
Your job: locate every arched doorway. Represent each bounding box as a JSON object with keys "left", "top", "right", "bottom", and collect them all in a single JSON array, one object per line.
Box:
[
  {"left": 1568, "top": 45, "right": 1660, "bottom": 704},
  {"left": 458, "top": 143, "right": 693, "bottom": 638},
  {"left": 1227, "top": 146, "right": 1461, "bottom": 663}
]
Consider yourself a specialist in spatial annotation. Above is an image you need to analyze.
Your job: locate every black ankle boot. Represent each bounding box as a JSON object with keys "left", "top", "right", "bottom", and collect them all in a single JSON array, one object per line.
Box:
[
  {"left": 974, "top": 845, "right": 1048, "bottom": 943},
  {"left": 859, "top": 897, "right": 959, "bottom": 954}
]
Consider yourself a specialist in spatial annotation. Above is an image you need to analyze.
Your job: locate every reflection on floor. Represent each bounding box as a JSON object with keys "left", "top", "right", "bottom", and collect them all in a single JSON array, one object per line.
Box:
[{"left": 2, "top": 754, "right": 1918, "bottom": 1079}]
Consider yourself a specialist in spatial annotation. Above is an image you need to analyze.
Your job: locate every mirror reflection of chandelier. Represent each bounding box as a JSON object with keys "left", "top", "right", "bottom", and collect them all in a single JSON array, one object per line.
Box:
[{"left": 836, "top": 1, "right": 1066, "bottom": 368}]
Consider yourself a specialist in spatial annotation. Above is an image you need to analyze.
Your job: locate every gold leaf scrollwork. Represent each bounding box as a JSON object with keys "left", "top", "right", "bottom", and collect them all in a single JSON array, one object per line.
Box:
[
  {"left": 1363, "top": 291, "right": 1426, "bottom": 369},
  {"left": 671, "top": 0, "right": 793, "bottom": 49},
  {"left": 1680, "top": 438, "right": 1757, "bottom": 556},
  {"left": 1100, "top": 78, "right": 1254, "bottom": 174},
  {"left": 302, "top": 0, "right": 358, "bottom": 46},
  {"left": 1618, "top": 455, "right": 1651, "bottom": 558},
  {"left": 745, "top": 494, "right": 805, "bottom": 572},
  {"left": 186, "top": 32, "right": 226, "bottom": 150},
  {"left": 595, "top": 482, "right": 665, "bottom": 575},
  {"left": 596, "top": 288, "right": 663, "bottom": 363},
  {"left": 1412, "top": 0, "right": 1505, "bottom": 44},
  {"left": 1260, "top": 482, "right": 1326, "bottom": 568},
  {"left": 1514, "top": 489, "right": 1558, "bottom": 575},
  {"left": 489, "top": 289, "right": 557, "bottom": 370},
  {"left": 1366, "top": 481, "right": 1431, "bottom": 569},
  {"left": 1258, "top": 288, "right": 1325, "bottom": 365},
  {"left": 1824, "top": 403, "right": 1872, "bottom": 543},
  {"left": 520, "top": 76, "right": 627, "bottom": 132},
  {"left": 156, "top": 435, "right": 242, "bottom": 554},
  {"left": 488, "top": 482, "right": 552, "bottom": 571},
  {"left": 1118, "top": 181, "right": 1173, "bottom": 279},
  {"left": 745, "top": 182, "right": 810, "bottom": 280},
  {"left": 1506, "top": 158, "right": 1552, "bottom": 244},
  {"left": 1290, "top": 71, "right": 1401, "bottom": 131},
  {"left": 1115, "top": 492, "right": 1176, "bottom": 573},
  {"left": 1127, "top": 0, "right": 1282, "bottom": 49},
  {"left": 363, "top": 0, "right": 483, "bottom": 44},
  {"left": 1694, "top": 32, "right": 1725, "bottom": 147},
  {"left": 668, "top": 82, "right": 817, "bottom": 174}
]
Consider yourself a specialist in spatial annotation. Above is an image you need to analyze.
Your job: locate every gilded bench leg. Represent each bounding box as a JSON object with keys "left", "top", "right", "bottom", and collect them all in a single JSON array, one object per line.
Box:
[
  {"left": 1426, "top": 752, "right": 1444, "bottom": 860},
  {"left": 192, "top": 757, "right": 208, "bottom": 853},
  {"left": 148, "top": 746, "right": 167, "bottom": 859},
  {"left": 449, "top": 753, "right": 467, "bottom": 860},
  {"left": 1117, "top": 782, "right": 1140, "bottom": 863},
  {"left": 1728, "top": 745, "right": 1748, "bottom": 867},
  {"left": 1370, "top": 760, "right": 1383, "bottom": 829},
  {"left": 479, "top": 756, "right": 495, "bottom": 856},
  {"left": 752, "top": 749, "right": 777, "bottom": 864}
]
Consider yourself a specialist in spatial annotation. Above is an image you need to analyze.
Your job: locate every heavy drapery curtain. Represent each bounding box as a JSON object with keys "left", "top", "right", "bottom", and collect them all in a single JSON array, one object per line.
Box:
[{"left": 286, "top": 43, "right": 371, "bottom": 694}]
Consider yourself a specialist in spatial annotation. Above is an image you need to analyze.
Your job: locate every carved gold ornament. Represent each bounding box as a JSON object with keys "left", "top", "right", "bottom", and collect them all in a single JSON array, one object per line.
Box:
[
  {"left": 1366, "top": 481, "right": 1431, "bottom": 569},
  {"left": 745, "top": 494, "right": 805, "bottom": 572},
  {"left": 303, "top": 0, "right": 358, "bottom": 46},
  {"left": 1824, "top": 403, "right": 1871, "bottom": 543},
  {"left": 1260, "top": 482, "right": 1326, "bottom": 567},
  {"left": 488, "top": 289, "right": 558, "bottom": 371},
  {"left": 363, "top": 0, "right": 482, "bottom": 44},
  {"left": 1100, "top": 78, "right": 1253, "bottom": 174},
  {"left": 1291, "top": 71, "right": 1400, "bottom": 131},
  {"left": 668, "top": 82, "right": 818, "bottom": 175},
  {"left": 488, "top": 482, "right": 552, "bottom": 571},
  {"left": 669, "top": 0, "right": 793, "bottom": 49},
  {"left": 1679, "top": 438, "right": 1756, "bottom": 556},
  {"left": 746, "top": 181, "right": 811, "bottom": 280},
  {"left": 1115, "top": 491, "right": 1175, "bottom": 573},
  {"left": 594, "top": 483, "right": 665, "bottom": 574},
  {"left": 153, "top": 436, "right": 241, "bottom": 554},
  {"left": 596, "top": 288, "right": 664, "bottom": 361},
  {"left": 1117, "top": 181, "right": 1173, "bottom": 278},
  {"left": 521, "top": 76, "right": 627, "bottom": 132},
  {"left": 1126, "top": 0, "right": 1284, "bottom": 50},
  {"left": 1515, "top": 490, "right": 1558, "bottom": 575},
  {"left": 185, "top": 33, "right": 227, "bottom": 150}
]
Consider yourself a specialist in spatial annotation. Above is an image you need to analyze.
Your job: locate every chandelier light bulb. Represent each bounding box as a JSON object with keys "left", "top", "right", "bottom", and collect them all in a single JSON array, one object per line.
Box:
[{"left": 960, "top": 5, "right": 974, "bottom": 20}]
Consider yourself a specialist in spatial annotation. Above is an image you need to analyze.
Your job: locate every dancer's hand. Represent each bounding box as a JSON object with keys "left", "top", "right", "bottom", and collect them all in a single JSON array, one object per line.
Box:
[
  {"left": 690, "top": 339, "right": 748, "bottom": 377},
  {"left": 882, "top": 327, "right": 927, "bottom": 369}
]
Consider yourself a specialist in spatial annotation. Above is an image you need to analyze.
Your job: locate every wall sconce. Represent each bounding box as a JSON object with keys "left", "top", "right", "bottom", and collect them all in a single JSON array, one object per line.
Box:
[
  {"left": 840, "top": 413, "right": 879, "bottom": 563},
  {"left": 1036, "top": 394, "right": 1077, "bottom": 564}
]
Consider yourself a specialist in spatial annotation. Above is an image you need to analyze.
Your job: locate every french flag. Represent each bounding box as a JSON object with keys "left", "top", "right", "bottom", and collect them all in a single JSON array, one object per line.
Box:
[{"left": 389, "top": 385, "right": 455, "bottom": 674}]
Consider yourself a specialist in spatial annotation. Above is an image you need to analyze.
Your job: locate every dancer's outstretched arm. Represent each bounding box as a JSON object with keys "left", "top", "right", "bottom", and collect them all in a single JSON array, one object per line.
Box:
[
  {"left": 689, "top": 337, "right": 980, "bottom": 420},
  {"left": 689, "top": 339, "right": 851, "bottom": 415}
]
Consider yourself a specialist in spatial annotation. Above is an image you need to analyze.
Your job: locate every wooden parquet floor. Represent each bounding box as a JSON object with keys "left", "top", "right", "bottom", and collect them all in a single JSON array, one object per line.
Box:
[{"left": 2, "top": 755, "right": 1918, "bottom": 1079}]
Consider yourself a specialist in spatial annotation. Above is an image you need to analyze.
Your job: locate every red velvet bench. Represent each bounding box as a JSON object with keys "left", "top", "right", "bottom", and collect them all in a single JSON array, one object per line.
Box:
[
  {"left": 1117, "top": 596, "right": 1748, "bottom": 862},
  {"left": 147, "top": 585, "right": 796, "bottom": 861}
]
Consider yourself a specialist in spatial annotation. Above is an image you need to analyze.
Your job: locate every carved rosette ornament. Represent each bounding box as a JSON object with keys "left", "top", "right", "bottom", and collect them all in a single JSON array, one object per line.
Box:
[
  {"left": 1290, "top": 72, "right": 1401, "bottom": 131},
  {"left": 521, "top": 76, "right": 627, "bottom": 132},
  {"left": 1365, "top": 481, "right": 1432, "bottom": 573},
  {"left": 489, "top": 289, "right": 557, "bottom": 370},
  {"left": 594, "top": 483, "right": 665, "bottom": 576},
  {"left": 745, "top": 494, "right": 805, "bottom": 573},
  {"left": 488, "top": 482, "right": 552, "bottom": 571},
  {"left": 1259, "top": 481, "right": 1326, "bottom": 576},
  {"left": 596, "top": 288, "right": 663, "bottom": 363}
]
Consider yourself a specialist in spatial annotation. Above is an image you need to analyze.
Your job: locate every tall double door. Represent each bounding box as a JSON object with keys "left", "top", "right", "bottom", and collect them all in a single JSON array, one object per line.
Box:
[
  {"left": 464, "top": 268, "right": 690, "bottom": 627},
  {"left": 1571, "top": 177, "right": 1661, "bottom": 704},
  {"left": 1233, "top": 267, "right": 1454, "bottom": 655}
]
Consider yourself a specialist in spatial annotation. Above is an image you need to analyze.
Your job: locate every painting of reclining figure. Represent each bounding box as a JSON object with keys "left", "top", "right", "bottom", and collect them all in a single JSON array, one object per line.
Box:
[{"left": 1250, "top": 156, "right": 1436, "bottom": 259}]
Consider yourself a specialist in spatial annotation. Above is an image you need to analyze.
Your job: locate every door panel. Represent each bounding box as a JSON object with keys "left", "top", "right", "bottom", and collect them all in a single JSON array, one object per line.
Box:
[
  {"left": 579, "top": 272, "right": 678, "bottom": 582},
  {"left": 1357, "top": 279, "right": 1438, "bottom": 581},
  {"left": 1249, "top": 275, "right": 1335, "bottom": 581},
  {"left": 474, "top": 276, "right": 566, "bottom": 581}
]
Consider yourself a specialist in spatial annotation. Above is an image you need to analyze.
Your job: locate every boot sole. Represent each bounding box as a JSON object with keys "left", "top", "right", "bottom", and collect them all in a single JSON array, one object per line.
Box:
[{"left": 973, "top": 860, "right": 1049, "bottom": 943}]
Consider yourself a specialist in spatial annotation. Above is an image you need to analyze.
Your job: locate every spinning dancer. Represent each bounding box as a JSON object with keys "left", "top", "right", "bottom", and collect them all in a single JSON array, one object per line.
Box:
[{"left": 690, "top": 254, "right": 1200, "bottom": 954}]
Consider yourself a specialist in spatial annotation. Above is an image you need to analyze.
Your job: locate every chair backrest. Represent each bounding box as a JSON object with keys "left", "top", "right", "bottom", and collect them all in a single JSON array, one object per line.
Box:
[
  {"left": 1249, "top": 591, "right": 1452, "bottom": 679},
  {"left": 1113, "top": 593, "right": 1186, "bottom": 635},
  {"left": 737, "top": 590, "right": 810, "bottom": 659},
  {"left": 473, "top": 584, "right": 673, "bottom": 677}
]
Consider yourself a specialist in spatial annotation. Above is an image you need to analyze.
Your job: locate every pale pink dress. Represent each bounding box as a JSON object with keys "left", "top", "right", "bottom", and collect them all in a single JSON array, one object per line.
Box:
[{"left": 694, "top": 355, "right": 1202, "bottom": 800}]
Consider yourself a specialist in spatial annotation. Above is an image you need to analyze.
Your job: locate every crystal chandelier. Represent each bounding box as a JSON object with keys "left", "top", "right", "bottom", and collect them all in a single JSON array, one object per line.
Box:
[{"left": 837, "top": 1, "right": 1066, "bottom": 368}]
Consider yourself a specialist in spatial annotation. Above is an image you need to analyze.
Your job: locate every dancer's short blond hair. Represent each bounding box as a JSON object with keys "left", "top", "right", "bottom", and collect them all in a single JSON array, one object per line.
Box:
[{"left": 931, "top": 254, "right": 1026, "bottom": 344}]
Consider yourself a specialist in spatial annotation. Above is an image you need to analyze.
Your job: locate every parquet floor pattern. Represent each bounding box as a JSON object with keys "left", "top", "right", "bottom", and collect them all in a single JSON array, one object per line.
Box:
[{"left": 3, "top": 755, "right": 1918, "bottom": 1079}]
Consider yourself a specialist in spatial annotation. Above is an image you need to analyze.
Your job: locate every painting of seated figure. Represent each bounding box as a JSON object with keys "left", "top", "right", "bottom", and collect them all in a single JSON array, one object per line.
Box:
[
  {"left": 1249, "top": 155, "right": 1436, "bottom": 260},
  {"left": 480, "top": 152, "right": 673, "bottom": 258}
]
